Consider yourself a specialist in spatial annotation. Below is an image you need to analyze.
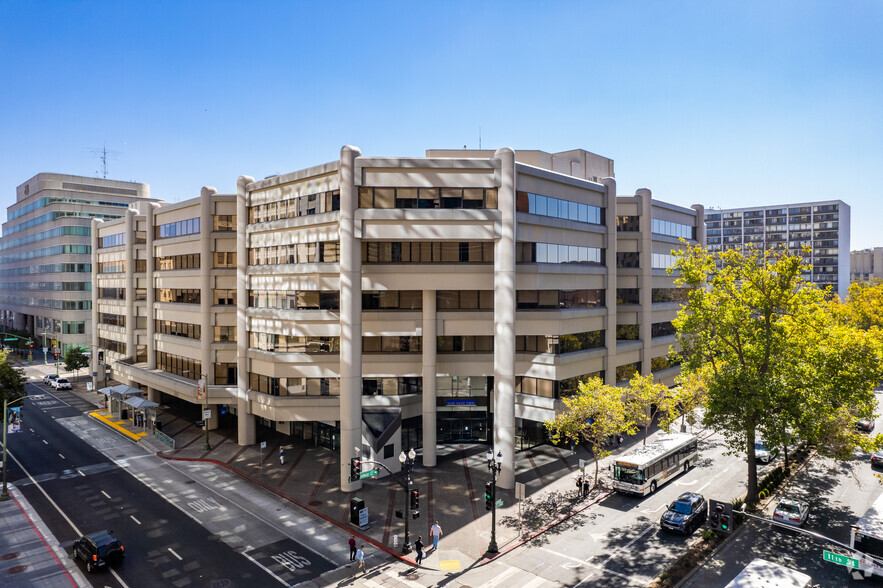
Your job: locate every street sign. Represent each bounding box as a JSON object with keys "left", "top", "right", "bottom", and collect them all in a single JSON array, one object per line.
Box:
[
  {"left": 195, "top": 420, "right": 205, "bottom": 427},
  {"left": 42, "top": 347, "right": 48, "bottom": 354},
  {"left": 87, "top": 382, "right": 92, "bottom": 391},
  {"left": 202, "top": 409, "right": 211, "bottom": 419},
  {"left": 495, "top": 499, "right": 504, "bottom": 508},
  {"left": 358, "top": 468, "right": 379, "bottom": 479},
  {"left": 579, "top": 459, "right": 586, "bottom": 472},
  {"left": 260, "top": 441, "right": 267, "bottom": 449},
  {"left": 3, "top": 338, "right": 15, "bottom": 342},
  {"left": 823, "top": 550, "right": 859, "bottom": 569}
]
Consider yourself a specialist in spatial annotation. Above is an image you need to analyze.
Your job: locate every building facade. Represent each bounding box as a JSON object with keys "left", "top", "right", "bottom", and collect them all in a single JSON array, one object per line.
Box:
[
  {"left": 93, "top": 146, "right": 704, "bottom": 491},
  {"left": 850, "top": 247, "right": 883, "bottom": 282},
  {"left": 704, "top": 200, "right": 851, "bottom": 298},
  {"left": 0, "top": 174, "right": 159, "bottom": 353}
]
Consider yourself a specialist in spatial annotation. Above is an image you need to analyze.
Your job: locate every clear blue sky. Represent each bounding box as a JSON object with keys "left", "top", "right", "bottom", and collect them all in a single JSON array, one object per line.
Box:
[{"left": 1, "top": 1, "right": 880, "bottom": 248}]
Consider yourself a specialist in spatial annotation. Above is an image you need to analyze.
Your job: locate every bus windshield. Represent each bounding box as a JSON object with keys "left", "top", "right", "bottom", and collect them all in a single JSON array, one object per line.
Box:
[
  {"left": 856, "top": 533, "right": 883, "bottom": 560},
  {"left": 614, "top": 465, "right": 643, "bottom": 485}
]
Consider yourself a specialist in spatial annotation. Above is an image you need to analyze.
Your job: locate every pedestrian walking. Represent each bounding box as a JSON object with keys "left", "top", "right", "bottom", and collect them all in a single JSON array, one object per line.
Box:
[
  {"left": 279, "top": 446, "right": 285, "bottom": 465},
  {"left": 355, "top": 545, "right": 365, "bottom": 574},
  {"left": 430, "top": 521, "right": 442, "bottom": 550},
  {"left": 348, "top": 535, "right": 356, "bottom": 561},
  {"left": 414, "top": 536, "right": 424, "bottom": 565}
]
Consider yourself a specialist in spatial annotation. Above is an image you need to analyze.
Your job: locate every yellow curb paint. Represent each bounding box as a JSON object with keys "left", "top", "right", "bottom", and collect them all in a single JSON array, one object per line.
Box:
[
  {"left": 89, "top": 411, "right": 147, "bottom": 440},
  {"left": 438, "top": 560, "right": 461, "bottom": 571}
]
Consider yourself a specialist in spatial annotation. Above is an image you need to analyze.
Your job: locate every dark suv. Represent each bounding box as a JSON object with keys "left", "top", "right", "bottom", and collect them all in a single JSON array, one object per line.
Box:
[
  {"left": 660, "top": 492, "right": 708, "bottom": 534},
  {"left": 71, "top": 530, "right": 124, "bottom": 573}
]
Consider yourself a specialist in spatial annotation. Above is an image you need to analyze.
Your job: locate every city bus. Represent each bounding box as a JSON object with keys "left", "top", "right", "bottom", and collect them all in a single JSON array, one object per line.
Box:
[
  {"left": 850, "top": 492, "right": 883, "bottom": 578},
  {"left": 612, "top": 433, "right": 698, "bottom": 495},
  {"left": 724, "top": 558, "right": 812, "bottom": 587}
]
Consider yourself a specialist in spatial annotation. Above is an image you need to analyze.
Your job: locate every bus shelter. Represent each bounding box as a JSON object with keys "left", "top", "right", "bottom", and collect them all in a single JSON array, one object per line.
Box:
[
  {"left": 99, "top": 384, "right": 143, "bottom": 420},
  {"left": 124, "top": 395, "right": 160, "bottom": 431}
]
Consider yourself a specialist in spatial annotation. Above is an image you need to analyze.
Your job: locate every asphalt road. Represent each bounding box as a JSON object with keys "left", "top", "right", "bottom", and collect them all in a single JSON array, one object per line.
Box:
[{"left": 5, "top": 382, "right": 336, "bottom": 587}]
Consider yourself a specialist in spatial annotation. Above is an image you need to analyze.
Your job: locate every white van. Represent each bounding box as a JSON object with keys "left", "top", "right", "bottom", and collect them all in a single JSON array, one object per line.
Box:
[{"left": 724, "top": 558, "right": 812, "bottom": 587}]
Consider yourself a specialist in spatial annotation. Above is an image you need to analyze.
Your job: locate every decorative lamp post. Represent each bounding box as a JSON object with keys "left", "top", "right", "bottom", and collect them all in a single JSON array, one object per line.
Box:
[
  {"left": 486, "top": 448, "right": 503, "bottom": 553},
  {"left": 399, "top": 448, "right": 417, "bottom": 554},
  {"left": 1, "top": 396, "right": 25, "bottom": 501}
]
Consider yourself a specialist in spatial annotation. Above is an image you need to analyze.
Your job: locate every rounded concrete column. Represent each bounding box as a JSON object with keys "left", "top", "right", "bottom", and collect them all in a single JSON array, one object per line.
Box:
[
  {"left": 339, "top": 145, "right": 363, "bottom": 492},
  {"left": 145, "top": 203, "right": 161, "bottom": 370},
  {"left": 236, "top": 176, "right": 256, "bottom": 445},
  {"left": 124, "top": 209, "right": 136, "bottom": 359},
  {"left": 602, "top": 178, "right": 617, "bottom": 385},
  {"left": 493, "top": 147, "right": 516, "bottom": 490},
  {"left": 637, "top": 189, "right": 653, "bottom": 375},
  {"left": 421, "top": 289, "right": 437, "bottom": 467},
  {"left": 691, "top": 204, "right": 706, "bottom": 246},
  {"left": 91, "top": 218, "right": 103, "bottom": 393},
  {"left": 200, "top": 187, "right": 218, "bottom": 429}
]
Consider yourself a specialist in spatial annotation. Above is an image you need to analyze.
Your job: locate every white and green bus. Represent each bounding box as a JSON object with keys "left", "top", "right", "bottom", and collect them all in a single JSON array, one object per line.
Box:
[
  {"left": 724, "top": 558, "right": 812, "bottom": 588},
  {"left": 850, "top": 492, "right": 883, "bottom": 578},
  {"left": 612, "top": 433, "right": 698, "bottom": 496}
]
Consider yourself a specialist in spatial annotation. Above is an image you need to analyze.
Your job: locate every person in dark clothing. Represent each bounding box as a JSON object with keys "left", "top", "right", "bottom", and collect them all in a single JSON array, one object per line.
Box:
[
  {"left": 414, "top": 536, "right": 425, "bottom": 565},
  {"left": 348, "top": 535, "right": 356, "bottom": 561}
]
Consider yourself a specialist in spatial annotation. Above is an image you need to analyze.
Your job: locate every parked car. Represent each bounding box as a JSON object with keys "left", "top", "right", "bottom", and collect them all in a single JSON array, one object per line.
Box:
[
  {"left": 660, "top": 492, "right": 708, "bottom": 534},
  {"left": 772, "top": 498, "right": 809, "bottom": 527},
  {"left": 754, "top": 441, "right": 779, "bottom": 464},
  {"left": 71, "top": 530, "right": 124, "bottom": 573},
  {"left": 856, "top": 417, "right": 876, "bottom": 433},
  {"left": 871, "top": 451, "right": 883, "bottom": 468},
  {"left": 53, "top": 378, "right": 71, "bottom": 390},
  {"left": 43, "top": 373, "right": 58, "bottom": 385}
]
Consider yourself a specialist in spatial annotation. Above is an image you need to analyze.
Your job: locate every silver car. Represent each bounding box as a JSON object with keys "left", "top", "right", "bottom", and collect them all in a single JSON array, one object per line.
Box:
[
  {"left": 754, "top": 441, "right": 778, "bottom": 464},
  {"left": 54, "top": 378, "right": 72, "bottom": 390},
  {"left": 773, "top": 498, "right": 809, "bottom": 527}
]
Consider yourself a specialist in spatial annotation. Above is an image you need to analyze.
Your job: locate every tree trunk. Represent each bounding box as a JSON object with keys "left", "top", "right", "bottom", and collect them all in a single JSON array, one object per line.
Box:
[
  {"left": 592, "top": 442, "right": 600, "bottom": 488},
  {"left": 746, "top": 426, "right": 759, "bottom": 504}
]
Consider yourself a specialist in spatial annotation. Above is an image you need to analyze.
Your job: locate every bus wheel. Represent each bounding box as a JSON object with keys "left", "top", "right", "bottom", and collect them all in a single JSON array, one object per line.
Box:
[
  {"left": 649, "top": 481, "right": 657, "bottom": 494},
  {"left": 684, "top": 461, "right": 690, "bottom": 472}
]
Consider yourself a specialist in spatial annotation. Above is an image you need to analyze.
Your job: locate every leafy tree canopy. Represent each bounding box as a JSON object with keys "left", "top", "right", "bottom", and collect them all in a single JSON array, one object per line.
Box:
[{"left": 0, "top": 350, "right": 26, "bottom": 405}]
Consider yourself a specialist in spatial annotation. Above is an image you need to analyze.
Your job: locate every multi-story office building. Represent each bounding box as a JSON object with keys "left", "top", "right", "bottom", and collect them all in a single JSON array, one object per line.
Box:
[
  {"left": 850, "top": 248, "right": 883, "bottom": 282},
  {"left": 94, "top": 146, "right": 704, "bottom": 491},
  {"left": 704, "top": 200, "right": 851, "bottom": 298},
  {"left": 0, "top": 174, "right": 160, "bottom": 353}
]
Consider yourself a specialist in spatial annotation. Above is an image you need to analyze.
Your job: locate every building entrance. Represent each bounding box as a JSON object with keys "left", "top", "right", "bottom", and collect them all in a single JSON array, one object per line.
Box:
[{"left": 438, "top": 410, "right": 488, "bottom": 443}]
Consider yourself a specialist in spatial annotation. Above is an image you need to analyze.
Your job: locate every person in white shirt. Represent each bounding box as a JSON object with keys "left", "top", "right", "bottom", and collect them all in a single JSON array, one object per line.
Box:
[{"left": 430, "top": 521, "right": 443, "bottom": 550}]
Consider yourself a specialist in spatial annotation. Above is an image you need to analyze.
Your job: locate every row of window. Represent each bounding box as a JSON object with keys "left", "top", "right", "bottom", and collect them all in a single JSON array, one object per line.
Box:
[
  {"left": 651, "top": 218, "right": 695, "bottom": 240},
  {"left": 99, "top": 288, "right": 125, "bottom": 300},
  {"left": 157, "top": 288, "right": 200, "bottom": 304},
  {"left": 213, "top": 215, "right": 237, "bottom": 231},
  {"left": 156, "top": 351, "right": 202, "bottom": 381},
  {"left": 99, "top": 313, "right": 125, "bottom": 327},
  {"left": 0, "top": 244, "right": 90, "bottom": 264},
  {"left": 616, "top": 215, "right": 640, "bottom": 231},
  {"left": 98, "top": 337, "right": 126, "bottom": 355},
  {"left": 6, "top": 211, "right": 120, "bottom": 236},
  {"left": 517, "top": 242, "right": 604, "bottom": 265},
  {"left": 155, "top": 218, "right": 201, "bottom": 239},
  {"left": 100, "top": 233, "right": 125, "bottom": 248},
  {"left": 516, "top": 191, "right": 603, "bottom": 225},
  {"left": 249, "top": 242, "right": 339, "bottom": 265},
  {"left": 0, "top": 295, "right": 91, "bottom": 311},
  {"left": 98, "top": 260, "right": 147, "bottom": 274},
  {"left": 0, "top": 262, "right": 91, "bottom": 276},
  {"left": 0, "top": 225, "right": 91, "bottom": 252},
  {"left": 249, "top": 333, "right": 340, "bottom": 353},
  {"left": 10, "top": 195, "right": 130, "bottom": 221},
  {"left": 364, "top": 241, "right": 493, "bottom": 264},
  {"left": 250, "top": 290, "right": 340, "bottom": 310},
  {"left": 155, "top": 320, "right": 201, "bottom": 340},
  {"left": 615, "top": 321, "right": 675, "bottom": 340},
  {"left": 358, "top": 187, "right": 498, "bottom": 210},
  {"left": 2, "top": 281, "right": 91, "bottom": 291},
  {"left": 156, "top": 254, "right": 200, "bottom": 271},
  {"left": 249, "top": 190, "right": 340, "bottom": 224},
  {"left": 213, "top": 326, "right": 236, "bottom": 342}
]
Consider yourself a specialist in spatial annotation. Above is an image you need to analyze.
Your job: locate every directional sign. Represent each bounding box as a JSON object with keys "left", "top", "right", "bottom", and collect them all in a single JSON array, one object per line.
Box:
[
  {"left": 823, "top": 550, "right": 859, "bottom": 569},
  {"left": 202, "top": 409, "right": 212, "bottom": 419},
  {"left": 358, "top": 468, "right": 379, "bottom": 479},
  {"left": 495, "top": 499, "right": 504, "bottom": 508}
]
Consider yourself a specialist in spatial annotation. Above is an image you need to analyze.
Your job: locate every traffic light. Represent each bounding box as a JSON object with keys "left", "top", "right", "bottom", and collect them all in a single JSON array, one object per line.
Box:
[
  {"left": 410, "top": 489, "right": 419, "bottom": 510},
  {"left": 350, "top": 457, "right": 361, "bottom": 481},
  {"left": 709, "top": 501, "right": 723, "bottom": 530},
  {"left": 720, "top": 503, "right": 734, "bottom": 533},
  {"left": 485, "top": 481, "right": 493, "bottom": 511},
  {"left": 98, "top": 351, "right": 104, "bottom": 362}
]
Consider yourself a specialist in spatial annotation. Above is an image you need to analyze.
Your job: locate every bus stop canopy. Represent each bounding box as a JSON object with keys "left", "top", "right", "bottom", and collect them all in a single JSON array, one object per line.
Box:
[
  {"left": 124, "top": 396, "right": 159, "bottom": 409},
  {"left": 99, "top": 384, "right": 143, "bottom": 399}
]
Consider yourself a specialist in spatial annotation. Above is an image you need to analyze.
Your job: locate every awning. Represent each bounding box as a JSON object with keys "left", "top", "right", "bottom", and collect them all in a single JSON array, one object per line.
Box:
[
  {"left": 99, "top": 384, "right": 143, "bottom": 398},
  {"left": 124, "top": 396, "right": 159, "bottom": 409}
]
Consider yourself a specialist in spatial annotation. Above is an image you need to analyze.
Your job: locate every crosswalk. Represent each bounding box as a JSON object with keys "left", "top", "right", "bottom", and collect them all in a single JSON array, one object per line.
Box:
[{"left": 357, "top": 564, "right": 553, "bottom": 588}]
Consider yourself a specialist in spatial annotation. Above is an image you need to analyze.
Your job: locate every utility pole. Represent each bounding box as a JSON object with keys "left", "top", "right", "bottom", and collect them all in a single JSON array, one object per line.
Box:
[{"left": 1, "top": 396, "right": 25, "bottom": 501}]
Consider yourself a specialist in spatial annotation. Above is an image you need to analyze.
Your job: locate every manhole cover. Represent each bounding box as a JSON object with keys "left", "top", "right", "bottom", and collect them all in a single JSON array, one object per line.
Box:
[
  {"left": 8, "top": 565, "right": 27, "bottom": 574},
  {"left": 406, "top": 573, "right": 419, "bottom": 580},
  {"left": 0, "top": 552, "right": 19, "bottom": 560},
  {"left": 308, "top": 501, "right": 322, "bottom": 506}
]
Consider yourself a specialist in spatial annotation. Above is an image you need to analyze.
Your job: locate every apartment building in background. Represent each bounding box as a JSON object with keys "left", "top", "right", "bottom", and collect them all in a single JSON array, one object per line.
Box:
[
  {"left": 0, "top": 174, "right": 160, "bottom": 353},
  {"left": 850, "top": 247, "right": 883, "bottom": 282},
  {"left": 92, "top": 146, "right": 705, "bottom": 491},
  {"left": 704, "top": 200, "right": 851, "bottom": 299}
]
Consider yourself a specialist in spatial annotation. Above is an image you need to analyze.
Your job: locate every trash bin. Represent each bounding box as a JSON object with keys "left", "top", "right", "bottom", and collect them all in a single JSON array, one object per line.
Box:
[
  {"left": 155, "top": 420, "right": 162, "bottom": 432},
  {"left": 120, "top": 408, "right": 128, "bottom": 420},
  {"left": 350, "top": 497, "right": 365, "bottom": 525}
]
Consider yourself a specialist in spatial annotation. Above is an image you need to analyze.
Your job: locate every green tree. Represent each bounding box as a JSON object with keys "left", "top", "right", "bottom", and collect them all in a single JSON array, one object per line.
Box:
[
  {"left": 0, "top": 350, "right": 26, "bottom": 406},
  {"left": 658, "top": 367, "right": 709, "bottom": 434},
  {"left": 834, "top": 279, "right": 883, "bottom": 331},
  {"left": 64, "top": 347, "right": 90, "bottom": 381},
  {"left": 625, "top": 373, "right": 673, "bottom": 446},
  {"left": 671, "top": 244, "right": 883, "bottom": 504},
  {"left": 544, "top": 378, "right": 630, "bottom": 488}
]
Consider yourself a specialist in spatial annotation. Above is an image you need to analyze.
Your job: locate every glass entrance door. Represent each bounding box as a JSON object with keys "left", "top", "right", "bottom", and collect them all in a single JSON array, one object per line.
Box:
[{"left": 438, "top": 410, "right": 488, "bottom": 443}]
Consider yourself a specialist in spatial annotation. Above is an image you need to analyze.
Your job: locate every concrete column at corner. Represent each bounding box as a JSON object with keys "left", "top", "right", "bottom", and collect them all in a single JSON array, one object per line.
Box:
[
  {"left": 124, "top": 209, "right": 136, "bottom": 359},
  {"left": 145, "top": 203, "right": 161, "bottom": 370},
  {"left": 691, "top": 204, "right": 706, "bottom": 246},
  {"left": 602, "top": 178, "right": 617, "bottom": 385},
  {"left": 339, "top": 145, "right": 363, "bottom": 492},
  {"left": 236, "top": 176, "right": 256, "bottom": 446},
  {"left": 91, "top": 218, "right": 103, "bottom": 393},
  {"left": 200, "top": 186, "right": 216, "bottom": 382},
  {"left": 493, "top": 147, "right": 516, "bottom": 490},
  {"left": 422, "top": 289, "right": 437, "bottom": 467},
  {"left": 146, "top": 386, "right": 160, "bottom": 403},
  {"left": 637, "top": 189, "right": 653, "bottom": 375}
]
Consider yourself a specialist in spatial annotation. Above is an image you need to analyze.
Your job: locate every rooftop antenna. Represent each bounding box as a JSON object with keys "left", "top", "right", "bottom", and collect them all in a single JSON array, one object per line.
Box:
[
  {"left": 88, "top": 145, "right": 121, "bottom": 179},
  {"left": 479, "top": 126, "right": 481, "bottom": 150}
]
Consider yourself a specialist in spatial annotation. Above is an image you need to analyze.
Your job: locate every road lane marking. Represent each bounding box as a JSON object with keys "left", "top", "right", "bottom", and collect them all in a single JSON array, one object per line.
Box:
[
  {"left": 479, "top": 566, "right": 520, "bottom": 586},
  {"left": 77, "top": 469, "right": 84, "bottom": 476},
  {"left": 101, "top": 490, "right": 111, "bottom": 499},
  {"left": 600, "top": 524, "right": 655, "bottom": 567},
  {"left": 168, "top": 548, "right": 183, "bottom": 560},
  {"left": 42, "top": 440, "right": 48, "bottom": 444},
  {"left": 539, "top": 546, "right": 631, "bottom": 580},
  {"left": 131, "top": 515, "right": 141, "bottom": 525},
  {"left": 58, "top": 454, "right": 65, "bottom": 460},
  {"left": 240, "top": 548, "right": 291, "bottom": 586}
]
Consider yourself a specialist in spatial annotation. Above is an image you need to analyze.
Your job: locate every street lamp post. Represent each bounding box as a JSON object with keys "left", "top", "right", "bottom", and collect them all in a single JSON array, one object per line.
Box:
[
  {"left": 486, "top": 448, "right": 502, "bottom": 553},
  {"left": 399, "top": 448, "right": 417, "bottom": 554},
  {"left": 197, "top": 377, "right": 210, "bottom": 450},
  {"left": 1, "top": 396, "right": 25, "bottom": 501}
]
